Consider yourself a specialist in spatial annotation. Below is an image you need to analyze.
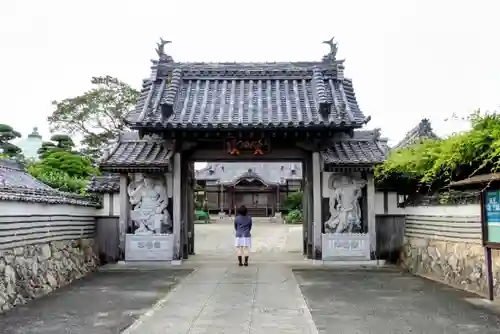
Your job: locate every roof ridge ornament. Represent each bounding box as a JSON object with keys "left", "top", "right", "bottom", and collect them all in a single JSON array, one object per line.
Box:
[
  {"left": 322, "top": 37, "right": 338, "bottom": 62},
  {"left": 156, "top": 38, "right": 173, "bottom": 63}
]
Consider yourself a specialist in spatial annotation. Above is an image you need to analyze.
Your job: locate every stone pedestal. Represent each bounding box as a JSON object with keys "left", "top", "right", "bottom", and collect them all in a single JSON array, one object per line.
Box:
[
  {"left": 274, "top": 212, "right": 283, "bottom": 224},
  {"left": 125, "top": 234, "right": 174, "bottom": 261},
  {"left": 322, "top": 233, "right": 371, "bottom": 261}
]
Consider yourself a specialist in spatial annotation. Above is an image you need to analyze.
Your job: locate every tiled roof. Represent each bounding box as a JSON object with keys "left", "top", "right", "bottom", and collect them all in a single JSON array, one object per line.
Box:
[
  {"left": 393, "top": 119, "right": 439, "bottom": 149},
  {"left": 321, "top": 130, "right": 389, "bottom": 165},
  {"left": 0, "top": 159, "right": 98, "bottom": 206},
  {"left": 196, "top": 162, "right": 302, "bottom": 185},
  {"left": 87, "top": 175, "right": 120, "bottom": 193},
  {"left": 99, "top": 132, "right": 173, "bottom": 172},
  {"left": 126, "top": 40, "right": 369, "bottom": 129}
]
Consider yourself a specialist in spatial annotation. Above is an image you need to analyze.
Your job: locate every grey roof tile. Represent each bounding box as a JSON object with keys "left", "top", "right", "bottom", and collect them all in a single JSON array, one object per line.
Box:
[
  {"left": 87, "top": 175, "right": 120, "bottom": 193},
  {"left": 126, "top": 46, "right": 367, "bottom": 129},
  {"left": 321, "top": 130, "right": 389, "bottom": 165},
  {"left": 393, "top": 119, "right": 439, "bottom": 149},
  {"left": 99, "top": 132, "right": 172, "bottom": 172},
  {"left": 0, "top": 159, "right": 98, "bottom": 206}
]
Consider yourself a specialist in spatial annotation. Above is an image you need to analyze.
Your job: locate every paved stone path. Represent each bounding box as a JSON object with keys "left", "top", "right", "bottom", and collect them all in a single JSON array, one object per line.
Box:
[
  {"left": 123, "top": 220, "right": 314, "bottom": 333},
  {"left": 194, "top": 219, "right": 303, "bottom": 259},
  {"left": 123, "top": 265, "right": 318, "bottom": 334}
]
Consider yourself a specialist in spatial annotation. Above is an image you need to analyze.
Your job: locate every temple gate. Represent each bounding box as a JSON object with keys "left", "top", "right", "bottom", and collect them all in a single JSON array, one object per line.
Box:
[{"left": 98, "top": 37, "right": 388, "bottom": 262}]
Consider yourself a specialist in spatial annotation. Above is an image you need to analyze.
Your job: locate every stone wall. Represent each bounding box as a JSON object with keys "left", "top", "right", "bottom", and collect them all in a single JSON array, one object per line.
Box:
[
  {"left": 398, "top": 207, "right": 500, "bottom": 297},
  {"left": 401, "top": 237, "right": 500, "bottom": 297},
  {"left": 0, "top": 239, "right": 99, "bottom": 313}
]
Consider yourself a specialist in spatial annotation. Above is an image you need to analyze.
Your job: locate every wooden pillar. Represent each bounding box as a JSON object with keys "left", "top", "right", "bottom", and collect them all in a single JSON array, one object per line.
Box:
[
  {"left": 232, "top": 189, "right": 235, "bottom": 215},
  {"left": 189, "top": 165, "right": 195, "bottom": 254},
  {"left": 304, "top": 152, "right": 314, "bottom": 259},
  {"left": 312, "top": 152, "right": 322, "bottom": 259},
  {"left": 219, "top": 183, "right": 224, "bottom": 213},
  {"left": 276, "top": 185, "right": 280, "bottom": 213},
  {"left": 302, "top": 176, "right": 308, "bottom": 255},
  {"left": 118, "top": 173, "right": 130, "bottom": 260},
  {"left": 180, "top": 158, "right": 190, "bottom": 259},
  {"left": 366, "top": 172, "right": 377, "bottom": 258},
  {"left": 173, "top": 152, "right": 182, "bottom": 260}
]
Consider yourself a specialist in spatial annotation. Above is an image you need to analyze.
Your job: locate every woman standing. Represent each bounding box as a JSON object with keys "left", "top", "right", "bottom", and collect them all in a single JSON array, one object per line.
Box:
[{"left": 234, "top": 205, "right": 252, "bottom": 266}]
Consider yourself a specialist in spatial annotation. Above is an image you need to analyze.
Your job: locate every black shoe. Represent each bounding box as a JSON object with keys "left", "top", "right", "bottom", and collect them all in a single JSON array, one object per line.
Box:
[
  {"left": 244, "top": 256, "right": 249, "bottom": 266},
  {"left": 238, "top": 256, "right": 243, "bottom": 266}
]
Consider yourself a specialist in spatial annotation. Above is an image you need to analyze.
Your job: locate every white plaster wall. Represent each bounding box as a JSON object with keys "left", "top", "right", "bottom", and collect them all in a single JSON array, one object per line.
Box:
[
  {"left": 374, "top": 192, "right": 406, "bottom": 215},
  {"left": 95, "top": 194, "right": 121, "bottom": 217},
  {"left": 112, "top": 193, "right": 120, "bottom": 216},
  {"left": 375, "top": 191, "right": 385, "bottom": 215},
  {"left": 373, "top": 191, "right": 479, "bottom": 216},
  {"left": 0, "top": 201, "right": 96, "bottom": 216},
  {"left": 403, "top": 203, "right": 480, "bottom": 216},
  {"left": 95, "top": 194, "right": 110, "bottom": 216}
]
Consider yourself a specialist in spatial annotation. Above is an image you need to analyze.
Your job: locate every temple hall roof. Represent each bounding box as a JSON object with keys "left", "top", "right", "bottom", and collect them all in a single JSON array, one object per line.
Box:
[
  {"left": 393, "top": 119, "right": 439, "bottom": 149},
  {"left": 195, "top": 162, "right": 303, "bottom": 186},
  {"left": 125, "top": 38, "right": 369, "bottom": 130},
  {"left": 99, "top": 132, "right": 173, "bottom": 172},
  {"left": 0, "top": 159, "right": 98, "bottom": 206}
]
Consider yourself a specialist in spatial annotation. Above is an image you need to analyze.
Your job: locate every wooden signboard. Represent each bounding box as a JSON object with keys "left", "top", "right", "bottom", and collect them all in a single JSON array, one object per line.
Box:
[
  {"left": 481, "top": 188, "right": 500, "bottom": 248},
  {"left": 480, "top": 187, "right": 500, "bottom": 300},
  {"left": 225, "top": 138, "right": 270, "bottom": 156}
]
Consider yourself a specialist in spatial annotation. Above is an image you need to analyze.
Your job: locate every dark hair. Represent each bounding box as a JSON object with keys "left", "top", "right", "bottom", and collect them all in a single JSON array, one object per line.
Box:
[{"left": 237, "top": 205, "right": 248, "bottom": 216}]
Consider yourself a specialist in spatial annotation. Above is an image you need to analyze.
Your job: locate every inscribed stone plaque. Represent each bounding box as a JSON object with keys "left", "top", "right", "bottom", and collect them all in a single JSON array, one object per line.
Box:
[
  {"left": 125, "top": 234, "right": 173, "bottom": 261},
  {"left": 322, "top": 233, "right": 371, "bottom": 260}
]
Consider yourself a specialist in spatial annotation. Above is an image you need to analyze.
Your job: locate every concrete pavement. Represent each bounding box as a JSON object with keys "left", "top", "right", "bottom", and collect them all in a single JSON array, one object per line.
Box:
[
  {"left": 0, "top": 269, "right": 192, "bottom": 334},
  {"left": 123, "top": 264, "right": 318, "bottom": 334}
]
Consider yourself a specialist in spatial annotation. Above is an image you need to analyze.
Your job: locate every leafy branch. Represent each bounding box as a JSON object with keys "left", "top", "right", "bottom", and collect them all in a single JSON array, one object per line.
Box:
[{"left": 376, "top": 109, "right": 500, "bottom": 192}]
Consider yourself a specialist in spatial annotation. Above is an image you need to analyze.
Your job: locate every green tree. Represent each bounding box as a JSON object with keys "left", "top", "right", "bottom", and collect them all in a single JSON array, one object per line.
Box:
[
  {"left": 48, "top": 76, "right": 139, "bottom": 160},
  {"left": 50, "top": 134, "right": 75, "bottom": 150},
  {"left": 37, "top": 134, "right": 76, "bottom": 159},
  {"left": 28, "top": 150, "right": 98, "bottom": 194},
  {"left": 0, "top": 124, "right": 22, "bottom": 158},
  {"left": 376, "top": 109, "right": 500, "bottom": 192},
  {"left": 37, "top": 141, "right": 57, "bottom": 159}
]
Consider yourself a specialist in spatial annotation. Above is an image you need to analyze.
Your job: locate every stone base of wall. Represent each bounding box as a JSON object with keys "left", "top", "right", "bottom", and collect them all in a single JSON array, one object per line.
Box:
[
  {"left": 400, "top": 237, "right": 500, "bottom": 297},
  {"left": 0, "top": 239, "right": 99, "bottom": 313}
]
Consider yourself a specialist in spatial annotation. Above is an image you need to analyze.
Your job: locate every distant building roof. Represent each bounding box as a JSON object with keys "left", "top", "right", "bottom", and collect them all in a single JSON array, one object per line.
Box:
[
  {"left": 86, "top": 175, "right": 120, "bottom": 193},
  {"left": 125, "top": 38, "right": 369, "bottom": 130},
  {"left": 0, "top": 159, "right": 98, "bottom": 206},
  {"left": 393, "top": 119, "right": 439, "bottom": 149},
  {"left": 99, "top": 132, "right": 173, "bottom": 172},
  {"left": 448, "top": 173, "right": 500, "bottom": 188}
]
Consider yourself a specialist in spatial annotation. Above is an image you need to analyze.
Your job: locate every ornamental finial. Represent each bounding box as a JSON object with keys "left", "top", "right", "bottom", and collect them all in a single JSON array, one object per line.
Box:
[
  {"left": 322, "top": 37, "right": 338, "bottom": 61},
  {"left": 156, "top": 38, "right": 172, "bottom": 57}
]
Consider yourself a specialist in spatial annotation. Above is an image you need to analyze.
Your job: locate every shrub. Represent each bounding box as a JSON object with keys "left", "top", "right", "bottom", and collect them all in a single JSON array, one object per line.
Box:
[{"left": 284, "top": 209, "right": 303, "bottom": 224}]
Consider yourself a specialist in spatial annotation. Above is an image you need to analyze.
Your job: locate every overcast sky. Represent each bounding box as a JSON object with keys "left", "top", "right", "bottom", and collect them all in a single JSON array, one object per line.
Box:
[{"left": 1, "top": 0, "right": 498, "bottom": 153}]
